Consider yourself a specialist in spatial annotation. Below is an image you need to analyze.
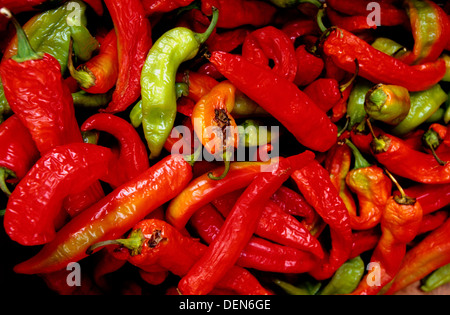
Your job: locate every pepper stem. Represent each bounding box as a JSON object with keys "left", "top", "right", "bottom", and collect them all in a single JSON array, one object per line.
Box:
[
  {"left": 345, "top": 139, "right": 371, "bottom": 169},
  {"left": 384, "top": 169, "right": 416, "bottom": 206},
  {"left": 340, "top": 59, "right": 360, "bottom": 93},
  {"left": 366, "top": 117, "right": 388, "bottom": 154},
  {"left": 0, "top": 8, "right": 43, "bottom": 62},
  {"left": 0, "top": 167, "right": 16, "bottom": 196},
  {"left": 317, "top": 4, "right": 328, "bottom": 33},
  {"left": 194, "top": 7, "right": 219, "bottom": 44},
  {"left": 423, "top": 129, "right": 447, "bottom": 166},
  {"left": 0, "top": 209, "right": 5, "bottom": 217},
  {"left": 86, "top": 229, "right": 146, "bottom": 257}
]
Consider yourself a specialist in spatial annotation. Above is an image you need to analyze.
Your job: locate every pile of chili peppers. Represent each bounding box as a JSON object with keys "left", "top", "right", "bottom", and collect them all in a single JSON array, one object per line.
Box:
[{"left": 0, "top": 0, "right": 450, "bottom": 296}]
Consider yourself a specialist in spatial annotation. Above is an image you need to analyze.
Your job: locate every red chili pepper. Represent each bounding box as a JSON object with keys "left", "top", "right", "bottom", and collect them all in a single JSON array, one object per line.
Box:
[
  {"left": 352, "top": 173, "right": 423, "bottom": 295},
  {"left": 281, "top": 19, "right": 319, "bottom": 43},
  {"left": 201, "top": 0, "right": 276, "bottom": 29},
  {"left": 69, "top": 29, "right": 119, "bottom": 95},
  {"left": 293, "top": 45, "right": 325, "bottom": 87},
  {"left": 270, "top": 186, "right": 316, "bottom": 225},
  {"left": 326, "top": 6, "right": 377, "bottom": 32},
  {"left": 4, "top": 143, "right": 113, "bottom": 246},
  {"left": 89, "top": 218, "right": 272, "bottom": 295},
  {"left": 0, "top": 115, "right": 39, "bottom": 196},
  {"left": 210, "top": 51, "right": 338, "bottom": 153},
  {"left": 211, "top": 190, "right": 324, "bottom": 258},
  {"left": 81, "top": 113, "right": 150, "bottom": 189},
  {"left": 396, "top": 183, "right": 450, "bottom": 215},
  {"left": 177, "top": 70, "right": 219, "bottom": 103},
  {"left": 242, "top": 26, "right": 298, "bottom": 82},
  {"left": 102, "top": 0, "right": 152, "bottom": 113},
  {"left": 371, "top": 132, "right": 450, "bottom": 184},
  {"left": 385, "top": 217, "right": 450, "bottom": 295},
  {"left": 351, "top": 229, "right": 380, "bottom": 259},
  {"left": 178, "top": 152, "right": 315, "bottom": 295},
  {"left": 190, "top": 203, "right": 317, "bottom": 274},
  {"left": 417, "top": 211, "right": 449, "bottom": 235},
  {"left": 13, "top": 153, "right": 193, "bottom": 274},
  {"left": 141, "top": 0, "right": 194, "bottom": 15},
  {"left": 93, "top": 248, "right": 128, "bottom": 291},
  {"left": 292, "top": 159, "right": 353, "bottom": 280},
  {"left": 326, "top": 0, "right": 408, "bottom": 27},
  {"left": 320, "top": 28, "right": 446, "bottom": 92}
]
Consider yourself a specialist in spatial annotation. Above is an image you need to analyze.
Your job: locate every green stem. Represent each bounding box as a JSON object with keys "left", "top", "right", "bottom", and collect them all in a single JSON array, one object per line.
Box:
[
  {"left": 0, "top": 8, "right": 43, "bottom": 62},
  {"left": 86, "top": 229, "right": 146, "bottom": 256},
  {"left": 0, "top": 167, "right": 16, "bottom": 196},
  {"left": 423, "top": 129, "right": 447, "bottom": 166},
  {"left": 194, "top": 7, "right": 219, "bottom": 44},
  {"left": 208, "top": 160, "right": 231, "bottom": 181},
  {"left": 317, "top": 4, "right": 328, "bottom": 33},
  {"left": 0, "top": 209, "right": 5, "bottom": 217},
  {"left": 345, "top": 139, "right": 371, "bottom": 169}
]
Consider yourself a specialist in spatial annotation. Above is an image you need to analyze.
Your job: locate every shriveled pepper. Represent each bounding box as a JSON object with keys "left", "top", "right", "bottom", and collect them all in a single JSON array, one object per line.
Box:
[
  {"left": 391, "top": 84, "right": 448, "bottom": 136},
  {"left": 385, "top": 217, "right": 450, "bottom": 295},
  {"left": 0, "top": 115, "right": 39, "bottom": 196},
  {"left": 68, "top": 29, "right": 119, "bottom": 95},
  {"left": 4, "top": 143, "right": 113, "bottom": 246},
  {"left": 364, "top": 84, "right": 411, "bottom": 126},
  {"left": 352, "top": 172, "right": 423, "bottom": 295},
  {"left": 102, "top": 0, "right": 152, "bottom": 113},
  {"left": 178, "top": 152, "right": 315, "bottom": 295},
  {"left": 87, "top": 218, "right": 271, "bottom": 295},
  {"left": 13, "top": 153, "right": 193, "bottom": 275},
  {"left": 210, "top": 51, "right": 338, "bottom": 153},
  {"left": 141, "top": 9, "right": 218, "bottom": 159},
  {"left": 81, "top": 113, "right": 150, "bottom": 189},
  {"left": 398, "top": 0, "right": 450, "bottom": 65},
  {"left": 191, "top": 80, "right": 239, "bottom": 180},
  {"left": 242, "top": 26, "right": 298, "bottom": 82},
  {"left": 345, "top": 139, "right": 392, "bottom": 230},
  {"left": 320, "top": 27, "right": 447, "bottom": 92}
]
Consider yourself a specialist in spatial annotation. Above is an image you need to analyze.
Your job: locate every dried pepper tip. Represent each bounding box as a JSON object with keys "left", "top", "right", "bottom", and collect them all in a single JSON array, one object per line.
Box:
[
  {"left": 0, "top": 8, "right": 43, "bottom": 62},
  {"left": 385, "top": 169, "right": 416, "bottom": 206},
  {"left": 422, "top": 129, "right": 448, "bottom": 166},
  {"left": 194, "top": 7, "right": 219, "bottom": 45},
  {"left": 0, "top": 167, "right": 16, "bottom": 197},
  {"left": 86, "top": 229, "right": 147, "bottom": 257}
]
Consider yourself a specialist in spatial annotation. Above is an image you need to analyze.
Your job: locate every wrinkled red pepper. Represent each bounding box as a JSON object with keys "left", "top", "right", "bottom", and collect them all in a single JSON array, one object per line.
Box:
[
  {"left": 4, "top": 143, "right": 113, "bottom": 246},
  {"left": 102, "top": 0, "right": 152, "bottom": 113}
]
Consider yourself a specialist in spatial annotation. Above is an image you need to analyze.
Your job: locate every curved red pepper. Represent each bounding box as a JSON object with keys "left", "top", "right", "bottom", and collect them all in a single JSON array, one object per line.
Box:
[
  {"left": 210, "top": 51, "right": 338, "bottom": 153},
  {"left": 141, "top": 0, "right": 194, "bottom": 15},
  {"left": 102, "top": 0, "right": 152, "bottom": 113},
  {"left": 242, "top": 26, "right": 298, "bottom": 82},
  {"left": 178, "top": 152, "right": 315, "bottom": 295},
  {"left": 4, "top": 143, "right": 113, "bottom": 246},
  {"left": 320, "top": 28, "right": 446, "bottom": 92},
  {"left": 81, "top": 113, "right": 150, "bottom": 189},
  {"left": 293, "top": 45, "right": 325, "bottom": 87},
  {"left": 281, "top": 19, "right": 319, "bottom": 44},
  {"left": 270, "top": 186, "right": 316, "bottom": 225},
  {"left": 13, "top": 154, "right": 193, "bottom": 274},
  {"left": 397, "top": 183, "right": 450, "bottom": 215},
  {"left": 292, "top": 160, "right": 353, "bottom": 280}
]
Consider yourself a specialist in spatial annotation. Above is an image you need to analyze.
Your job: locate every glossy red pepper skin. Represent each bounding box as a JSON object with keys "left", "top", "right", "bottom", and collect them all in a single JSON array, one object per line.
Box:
[
  {"left": 372, "top": 133, "right": 450, "bottom": 184},
  {"left": 0, "top": 53, "right": 83, "bottom": 154},
  {"left": 270, "top": 186, "right": 316, "bottom": 225},
  {"left": 293, "top": 45, "right": 324, "bottom": 87},
  {"left": 320, "top": 28, "right": 446, "bottom": 92},
  {"left": 327, "top": 7, "right": 377, "bottom": 32},
  {"left": 178, "top": 152, "right": 315, "bottom": 295},
  {"left": 13, "top": 154, "right": 193, "bottom": 275},
  {"left": 81, "top": 113, "right": 150, "bottom": 189},
  {"left": 385, "top": 218, "right": 450, "bottom": 295},
  {"left": 292, "top": 160, "right": 353, "bottom": 280},
  {"left": 141, "top": 0, "right": 194, "bottom": 15},
  {"left": 201, "top": 0, "right": 276, "bottom": 29},
  {"left": 102, "top": 0, "right": 152, "bottom": 113},
  {"left": 242, "top": 26, "right": 298, "bottom": 82},
  {"left": 281, "top": 19, "right": 319, "bottom": 44},
  {"left": 397, "top": 184, "right": 450, "bottom": 215},
  {"left": 210, "top": 51, "right": 338, "bottom": 153},
  {"left": 4, "top": 143, "right": 113, "bottom": 246},
  {"left": 0, "top": 115, "right": 39, "bottom": 182},
  {"left": 191, "top": 204, "right": 317, "bottom": 274},
  {"left": 304, "top": 78, "right": 343, "bottom": 113}
]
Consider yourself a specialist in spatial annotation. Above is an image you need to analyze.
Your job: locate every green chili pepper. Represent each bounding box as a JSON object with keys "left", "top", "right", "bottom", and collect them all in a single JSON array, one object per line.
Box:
[
  {"left": 365, "top": 84, "right": 411, "bottom": 125},
  {"left": 391, "top": 84, "right": 448, "bottom": 136},
  {"left": 141, "top": 9, "right": 219, "bottom": 159},
  {"left": 319, "top": 256, "right": 365, "bottom": 295},
  {"left": 444, "top": 92, "right": 450, "bottom": 125},
  {"left": 232, "top": 90, "right": 268, "bottom": 117},
  {"left": 371, "top": 37, "right": 406, "bottom": 57},
  {"left": 72, "top": 90, "right": 113, "bottom": 108},
  {"left": 82, "top": 130, "right": 100, "bottom": 145},
  {"left": 0, "top": 167, "right": 16, "bottom": 197},
  {"left": 421, "top": 264, "right": 450, "bottom": 293},
  {"left": 69, "top": 23, "right": 99, "bottom": 62},
  {"left": 238, "top": 120, "right": 273, "bottom": 148},
  {"left": 442, "top": 54, "right": 450, "bottom": 82},
  {"left": 347, "top": 79, "right": 373, "bottom": 129},
  {"left": 425, "top": 108, "right": 445, "bottom": 124},
  {"left": 274, "top": 279, "right": 321, "bottom": 295}
]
